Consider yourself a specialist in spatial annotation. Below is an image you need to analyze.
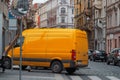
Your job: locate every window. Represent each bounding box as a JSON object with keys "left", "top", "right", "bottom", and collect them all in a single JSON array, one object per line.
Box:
[
  {"left": 108, "top": 40, "right": 109, "bottom": 52},
  {"left": 115, "top": 12, "right": 117, "bottom": 26},
  {"left": 61, "top": 7, "right": 66, "bottom": 14},
  {"left": 70, "top": 0, "right": 73, "bottom": 5},
  {"left": 61, "top": 0, "right": 66, "bottom": 4},
  {"left": 72, "top": 8, "right": 74, "bottom": 14},
  {"left": 77, "top": 0, "right": 79, "bottom": 4},
  {"left": 88, "top": 0, "right": 91, "bottom": 9},
  {"left": 115, "top": 39, "right": 117, "bottom": 48},
  {"left": 119, "top": 37, "right": 120, "bottom": 47},
  {"left": 110, "top": 40, "right": 112, "bottom": 51},
  {"left": 61, "top": 17, "right": 65, "bottom": 23},
  {"left": 72, "top": 17, "right": 74, "bottom": 23},
  {"left": 76, "top": 8, "right": 78, "bottom": 15}
]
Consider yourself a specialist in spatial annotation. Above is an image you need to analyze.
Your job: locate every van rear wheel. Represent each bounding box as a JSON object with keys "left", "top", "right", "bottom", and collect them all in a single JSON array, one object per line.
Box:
[
  {"left": 51, "top": 61, "right": 63, "bottom": 73},
  {"left": 66, "top": 68, "right": 76, "bottom": 74}
]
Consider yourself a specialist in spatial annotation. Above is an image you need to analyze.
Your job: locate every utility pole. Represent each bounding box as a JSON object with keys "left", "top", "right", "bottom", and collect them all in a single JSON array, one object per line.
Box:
[{"left": 8, "top": 0, "right": 31, "bottom": 80}]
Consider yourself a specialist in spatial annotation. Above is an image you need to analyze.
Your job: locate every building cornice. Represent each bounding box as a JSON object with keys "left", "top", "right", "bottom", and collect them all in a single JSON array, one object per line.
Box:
[
  {"left": 107, "top": 1, "right": 120, "bottom": 9},
  {"left": 107, "top": 25, "right": 120, "bottom": 34}
]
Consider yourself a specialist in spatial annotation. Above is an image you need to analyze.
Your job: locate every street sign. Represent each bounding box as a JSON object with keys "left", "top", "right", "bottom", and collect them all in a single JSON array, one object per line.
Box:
[
  {"left": 9, "top": 19, "right": 17, "bottom": 30},
  {"left": 9, "top": 12, "right": 15, "bottom": 19},
  {"left": 9, "top": 0, "right": 31, "bottom": 19},
  {"left": 8, "top": 1, "right": 32, "bottom": 80}
]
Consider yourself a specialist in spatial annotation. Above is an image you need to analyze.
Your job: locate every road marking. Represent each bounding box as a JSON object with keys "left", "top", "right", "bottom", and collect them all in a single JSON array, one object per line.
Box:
[
  {"left": 0, "top": 75, "right": 55, "bottom": 80},
  {"left": 88, "top": 76, "right": 102, "bottom": 80},
  {"left": 106, "top": 76, "right": 120, "bottom": 80},
  {"left": 23, "top": 75, "right": 55, "bottom": 80},
  {"left": 70, "top": 76, "right": 83, "bottom": 80},
  {"left": 55, "top": 74, "right": 65, "bottom": 80}
]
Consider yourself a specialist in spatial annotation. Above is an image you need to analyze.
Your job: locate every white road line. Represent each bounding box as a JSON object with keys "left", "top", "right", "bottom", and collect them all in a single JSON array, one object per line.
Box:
[
  {"left": 70, "top": 76, "right": 83, "bottom": 80},
  {"left": 0, "top": 75, "right": 55, "bottom": 79},
  {"left": 106, "top": 76, "right": 120, "bottom": 80},
  {"left": 88, "top": 76, "right": 102, "bottom": 80},
  {"left": 22, "top": 75, "right": 55, "bottom": 79},
  {"left": 55, "top": 74, "right": 65, "bottom": 80}
]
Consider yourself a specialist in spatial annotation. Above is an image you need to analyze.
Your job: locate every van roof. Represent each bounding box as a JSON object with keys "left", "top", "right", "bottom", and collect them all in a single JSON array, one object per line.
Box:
[{"left": 22, "top": 28, "right": 86, "bottom": 36}]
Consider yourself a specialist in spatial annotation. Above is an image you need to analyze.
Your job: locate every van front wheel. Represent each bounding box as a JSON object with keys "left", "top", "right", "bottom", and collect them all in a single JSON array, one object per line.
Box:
[
  {"left": 3, "top": 58, "right": 11, "bottom": 69},
  {"left": 22, "top": 66, "right": 27, "bottom": 70},
  {"left": 66, "top": 68, "right": 76, "bottom": 74},
  {"left": 51, "top": 61, "right": 63, "bottom": 73}
]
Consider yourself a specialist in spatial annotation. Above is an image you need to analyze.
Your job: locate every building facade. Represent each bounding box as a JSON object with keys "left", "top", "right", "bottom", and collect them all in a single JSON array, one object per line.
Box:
[
  {"left": 106, "top": 0, "right": 120, "bottom": 53},
  {"left": 93, "top": 0, "right": 106, "bottom": 50},
  {"left": 0, "top": 0, "right": 9, "bottom": 59},
  {"left": 39, "top": 0, "right": 74, "bottom": 28},
  {"left": 74, "top": 0, "right": 94, "bottom": 49}
]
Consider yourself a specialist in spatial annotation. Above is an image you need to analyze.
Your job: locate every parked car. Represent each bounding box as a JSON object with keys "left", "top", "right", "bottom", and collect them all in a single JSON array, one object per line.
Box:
[
  {"left": 88, "top": 49, "right": 93, "bottom": 60},
  {"left": 92, "top": 50, "right": 107, "bottom": 62},
  {"left": 107, "top": 48, "right": 120, "bottom": 66}
]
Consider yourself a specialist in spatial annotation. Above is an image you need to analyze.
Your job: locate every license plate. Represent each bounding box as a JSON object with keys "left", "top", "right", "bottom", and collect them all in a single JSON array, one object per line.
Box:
[{"left": 77, "top": 62, "right": 81, "bottom": 65}]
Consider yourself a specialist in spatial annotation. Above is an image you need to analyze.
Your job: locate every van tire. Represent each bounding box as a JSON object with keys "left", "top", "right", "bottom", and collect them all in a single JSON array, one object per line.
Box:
[
  {"left": 66, "top": 68, "right": 76, "bottom": 74},
  {"left": 107, "top": 60, "right": 110, "bottom": 65},
  {"left": 113, "top": 60, "right": 117, "bottom": 66},
  {"left": 51, "top": 61, "right": 63, "bottom": 73},
  {"left": 3, "top": 57, "right": 11, "bottom": 69},
  {"left": 22, "top": 66, "right": 27, "bottom": 70}
]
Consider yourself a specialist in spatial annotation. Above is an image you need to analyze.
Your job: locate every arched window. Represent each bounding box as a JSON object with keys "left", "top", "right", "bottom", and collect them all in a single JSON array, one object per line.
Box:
[{"left": 61, "top": 7, "right": 66, "bottom": 14}]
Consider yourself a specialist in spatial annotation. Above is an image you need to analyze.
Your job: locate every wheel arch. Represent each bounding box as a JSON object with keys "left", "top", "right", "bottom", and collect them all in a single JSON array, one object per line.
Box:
[{"left": 50, "top": 59, "right": 63, "bottom": 68}]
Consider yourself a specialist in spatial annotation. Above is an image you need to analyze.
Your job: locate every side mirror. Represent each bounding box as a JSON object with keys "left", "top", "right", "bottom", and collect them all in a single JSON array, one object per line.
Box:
[
  {"left": 14, "top": 36, "right": 24, "bottom": 48},
  {"left": 14, "top": 44, "right": 20, "bottom": 48}
]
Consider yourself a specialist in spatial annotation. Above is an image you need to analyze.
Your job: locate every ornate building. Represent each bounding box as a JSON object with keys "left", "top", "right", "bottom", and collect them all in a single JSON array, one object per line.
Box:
[
  {"left": 74, "top": 0, "right": 94, "bottom": 49},
  {"left": 106, "top": 0, "right": 120, "bottom": 53},
  {"left": 93, "top": 0, "right": 106, "bottom": 50},
  {"left": 39, "top": 0, "right": 74, "bottom": 28}
]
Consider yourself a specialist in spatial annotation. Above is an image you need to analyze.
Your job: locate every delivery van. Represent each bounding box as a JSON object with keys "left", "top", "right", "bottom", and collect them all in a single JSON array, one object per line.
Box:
[{"left": 5, "top": 28, "right": 88, "bottom": 74}]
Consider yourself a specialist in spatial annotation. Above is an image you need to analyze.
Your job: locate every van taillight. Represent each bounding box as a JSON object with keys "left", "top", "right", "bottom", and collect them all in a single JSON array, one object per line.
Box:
[{"left": 71, "top": 50, "right": 76, "bottom": 61}]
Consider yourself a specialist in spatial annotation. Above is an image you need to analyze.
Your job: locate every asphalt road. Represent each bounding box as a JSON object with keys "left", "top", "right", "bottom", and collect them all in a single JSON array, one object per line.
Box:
[{"left": 0, "top": 61, "right": 120, "bottom": 80}]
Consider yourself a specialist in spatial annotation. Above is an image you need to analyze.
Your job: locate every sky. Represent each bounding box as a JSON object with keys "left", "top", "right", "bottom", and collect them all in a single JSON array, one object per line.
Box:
[{"left": 33, "top": 0, "right": 48, "bottom": 4}]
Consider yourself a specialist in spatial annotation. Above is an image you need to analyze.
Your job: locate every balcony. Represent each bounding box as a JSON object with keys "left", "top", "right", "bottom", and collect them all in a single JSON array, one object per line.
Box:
[
  {"left": 59, "top": 13, "right": 67, "bottom": 16},
  {"left": 94, "top": 0, "right": 102, "bottom": 9},
  {"left": 107, "top": 26, "right": 120, "bottom": 34}
]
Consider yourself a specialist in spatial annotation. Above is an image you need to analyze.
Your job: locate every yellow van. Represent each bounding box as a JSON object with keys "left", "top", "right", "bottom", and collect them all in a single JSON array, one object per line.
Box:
[{"left": 5, "top": 28, "right": 88, "bottom": 74}]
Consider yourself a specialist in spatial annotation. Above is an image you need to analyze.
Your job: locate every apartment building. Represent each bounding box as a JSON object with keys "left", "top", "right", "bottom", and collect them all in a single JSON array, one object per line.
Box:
[
  {"left": 74, "top": 0, "right": 94, "bottom": 49},
  {"left": 39, "top": 0, "right": 74, "bottom": 28},
  {"left": 93, "top": 0, "right": 106, "bottom": 50},
  {"left": 106, "top": 0, "right": 120, "bottom": 53}
]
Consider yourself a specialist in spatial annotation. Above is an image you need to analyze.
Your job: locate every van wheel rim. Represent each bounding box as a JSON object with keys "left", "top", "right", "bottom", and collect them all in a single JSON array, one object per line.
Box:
[
  {"left": 51, "top": 61, "right": 62, "bottom": 73},
  {"left": 53, "top": 64, "right": 59, "bottom": 72}
]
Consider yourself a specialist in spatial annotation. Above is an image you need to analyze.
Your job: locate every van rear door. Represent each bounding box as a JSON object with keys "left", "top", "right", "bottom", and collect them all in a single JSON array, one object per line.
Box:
[{"left": 75, "top": 30, "right": 88, "bottom": 67}]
